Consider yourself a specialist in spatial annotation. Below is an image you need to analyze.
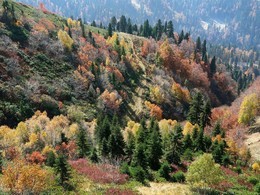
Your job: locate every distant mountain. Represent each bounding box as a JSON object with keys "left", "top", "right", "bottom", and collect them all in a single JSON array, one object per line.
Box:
[{"left": 16, "top": 0, "right": 260, "bottom": 49}]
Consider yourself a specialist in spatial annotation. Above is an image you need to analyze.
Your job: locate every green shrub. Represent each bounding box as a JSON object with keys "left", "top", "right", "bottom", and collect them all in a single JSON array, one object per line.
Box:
[
  {"left": 172, "top": 171, "right": 185, "bottom": 183},
  {"left": 233, "top": 166, "right": 242, "bottom": 174},
  {"left": 130, "top": 166, "right": 146, "bottom": 183},
  {"left": 120, "top": 162, "right": 130, "bottom": 175},
  {"left": 158, "top": 162, "right": 171, "bottom": 180},
  {"left": 182, "top": 149, "right": 193, "bottom": 161},
  {"left": 255, "top": 183, "right": 260, "bottom": 194},
  {"left": 248, "top": 176, "right": 259, "bottom": 185}
]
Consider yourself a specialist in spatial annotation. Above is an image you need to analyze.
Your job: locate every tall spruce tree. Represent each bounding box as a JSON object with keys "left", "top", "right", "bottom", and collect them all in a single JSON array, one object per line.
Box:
[
  {"left": 108, "top": 23, "right": 113, "bottom": 37},
  {"left": 111, "top": 16, "right": 117, "bottom": 31},
  {"left": 210, "top": 56, "right": 217, "bottom": 77},
  {"left": 108, "top": 122, "right": 125, "bottom": 159},
  {"left": 55, "top": 154, "right": 71, "bottom": 188},
  {"left": 147, "top": 120, "right": 163, "bottom": 170},
  {"left": 163, "top": 123, "right": 183, "bottom": 165},
  {"left": 125, "top": 131, "right": 135, "bottom": 162},
  {"left": 188, "top": 92, "right": 204, "bottom": 125},
  {"left": 200, "top": 100, "right": 211, "bottom": 129},
  {"left": 196, "top": 37, "right": 201, "bottom": 52},
  {"left": 167, "top": 20, "right": 174, "bottom": 38},
  {"left": 76, "top": 127, "right": 90, "bottom": 158},
  {"left": 202, "top": 39, "right": 207, "bottom": 62}
]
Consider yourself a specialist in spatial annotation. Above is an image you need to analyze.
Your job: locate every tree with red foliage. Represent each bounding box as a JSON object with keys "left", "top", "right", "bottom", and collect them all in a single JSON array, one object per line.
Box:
[{"left": 27, "top": 151, "right": 46, "bottom": 164}]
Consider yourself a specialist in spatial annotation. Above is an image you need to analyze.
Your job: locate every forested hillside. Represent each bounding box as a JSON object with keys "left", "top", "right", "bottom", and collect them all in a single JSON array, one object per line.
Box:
[
  {"left": 0, "top": 0, "right": 260, "bottom": 194},
  {"left": 17, "top": 0, "right": 260, "bottom": 49}
]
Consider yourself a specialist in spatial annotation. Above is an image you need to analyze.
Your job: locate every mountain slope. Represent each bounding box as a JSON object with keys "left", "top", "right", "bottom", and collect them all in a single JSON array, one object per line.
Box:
[{"left": 17, "top": 0, "right": 260, "bottom": 49}]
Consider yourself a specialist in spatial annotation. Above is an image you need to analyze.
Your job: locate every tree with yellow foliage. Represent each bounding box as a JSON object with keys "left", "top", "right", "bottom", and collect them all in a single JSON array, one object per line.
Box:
[
  {"left": 183, "top": 121, "right": 199, "bottom": 135},
  {"left": 57, "top": 30, "right": 74, "bottom": 50},
  {"left": 238, "top": 93, "right": 259, "bottom": 125},
  {"left": 2, "top": 159, "right": 51, "bottom": 194},
  {"left": 252, "top": 162, "right": 260, "bottom": 173}
]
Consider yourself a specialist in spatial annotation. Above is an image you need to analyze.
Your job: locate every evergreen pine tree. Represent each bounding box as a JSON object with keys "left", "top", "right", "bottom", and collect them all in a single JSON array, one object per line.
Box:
[
  {"left": 196, "top": 37, "right": 201, "bottom": 52},
  {"left": 108, "top": 124, "right": 125, "bottom": 159},
  {"left": 178, "top": 30, "right": 184, "bottom": 44},
  {"left": 143, "top": 19, "right": 151, "bottom": 37},
  {"left": 167, "top": 20, "right": 174, "bottom": 38},
  {"left": 90, "top": 147, "right": 99, "bottom": 163},
  {"left": 200, "top": 100, "right": 211, "bottom": 129},
  {"left": 156, "top": 19, "right": 163, "bottom": 40},
  {"left": 46, "top": 151, "right": 56, "bottom": 167},
  {"left": 163, "top": 123, "right": 183, "bottom": 165},
  {"left": 147, "top": 120, "right": 163, "bottom": 170},
  {"left": 76, "top": 127, "right": 90, "bottom": 158},
  {"left": 55, "top": 154, "right": 71, "bottom": 188},
  {"left": 119, "top": 15, "right": 127, "bottom": 32},
  {"left": 188, "top": 92, "right": 204, "bottom": 125},
  {"left": 68, "top": 27, "right": 72, "bottom": 38},
  {"left": 127, "top": 18, "right": 133, "bottom": 34},
  {"left": 183, "top": 133, "right": 193, "bottom": 150},
  {"left": 111, "top": 16, "right": 117, "bottom": 31},
  {"left": 164, "top": 21, "right": 168, "bottom": 34},
  {"left": 131, "top": 143, "right": 148, "bottom": 170},
  {"left": 194, "top": 128, "right": 205, "bottom": 151},
  {"left": 125, "top": 131, "right": 135, "bottom": 162},
  {"left": 212, "top": 121, "right": 222, "bottom": 137},
  {"left": 210, "top": 56, "right": 217, "bottom": 77},
  {"left": 202, "top": 39, "right": 207, "bottom": 62},
  {"left": 108, "top": 23, "right": 113, "bottom": 37},
  {"left": 191, "top": 127, "right": 199, "bottom": 142}
]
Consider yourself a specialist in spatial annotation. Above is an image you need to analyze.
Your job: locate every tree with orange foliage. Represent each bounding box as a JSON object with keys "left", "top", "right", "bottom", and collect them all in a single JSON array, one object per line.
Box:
[
  {"left": 145, "top": 101, "right": 163, "bottom": 120},
  {"left": 2, "top": 159, "right": 51, "bottom": 194},
  {"left": 27, "top": 151, "right": 46, "bottom": 164},
  {"left": 98, "top": 90, "right": 122, "bottom": 113}
]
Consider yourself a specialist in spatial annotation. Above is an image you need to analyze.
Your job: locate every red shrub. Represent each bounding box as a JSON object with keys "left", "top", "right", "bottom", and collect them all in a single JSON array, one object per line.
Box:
[
  {"left": 237, "top": 178, "right": 253, "bottom": 190},
  {"left": 210, "top": 180, "right": 234, "bottom": 191},
  {"left": 220, "top": 166, "right": 238, "bottom": 177},
  {"left": 105, "top": 188, "right": 137, "bottom": 195},
  {"left": 69, "top": 159, "right": 128, "bottom": 184}
]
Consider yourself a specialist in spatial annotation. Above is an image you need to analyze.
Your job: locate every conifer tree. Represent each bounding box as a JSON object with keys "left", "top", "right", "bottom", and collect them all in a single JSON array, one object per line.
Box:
[
  {"left": 90, "top": 148, "right": 99, "bottom": 163},
  {"left": 55, "top": 154, "right": 71, "bottom": 188},
  {"left": 202, "top": 39, "right": 207, "bottom": 62},
  {"left": 178, "top": 30, "right": 184, "bottom": 44},
  {"left": 127, "top": 18, "right": 133, "bottom": 34},
  {"left": 76, "top": 127, "right": 90, "bottom": 158},
  {"left": 131, "top": 143, "right": 148, "bottom": 170},
  {"left": 108, "top": 123, "right": 125, "bottom": 159},
  {"left": 167, "top": 20, "right": 174, "bottom": 38},
  {"left": 194, "top": 128, "right": 205, "bottom": 151},
  {"left": 125, "top": 131, "right": 135, "bottom": 162},
  {"left": 163, "top": 123, "right": 183, "bottom": 165},
  {"left": 108, "top": 23, "right": 113, "bottom": 37},
  {"left": 183, "top": 133, "right": 193, "bottom": 150},
  {"left": 210, "top": 56, "right": 217, "bottom": 76},
  {"left": 191, "top": 127, "right": 199, "bottom": 142},
  {"left": 200, "top": 100, "right": 211, "bottom": 129},
  {"left": 156, "top": 19, "right": 163, "bottom": 40},
  {"left": 212, "top": 121, "right": 222, "bottom": 137},
  {"left": 188, "top": 92, "right": 204, "bottom": 125},
  {"left": 196, "top": 37, "right": 201, "bottom": 52},
  {"left": 119, "top": 15, "right": 127, "bottom": 32},
  {"left": 147, "top": 120, "right": 163, "bottom": 170},
  {"left": 111, "top": 16, "right": 117, "bottom": 30},
  {"left": 46, "top": 151, "right": 56, "bottom": 167}
]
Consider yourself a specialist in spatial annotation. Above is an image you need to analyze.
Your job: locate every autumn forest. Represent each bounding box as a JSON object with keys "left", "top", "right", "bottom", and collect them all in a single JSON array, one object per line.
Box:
[{"left": 0, "top": 0, "right": 259, "bottom": 194}]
